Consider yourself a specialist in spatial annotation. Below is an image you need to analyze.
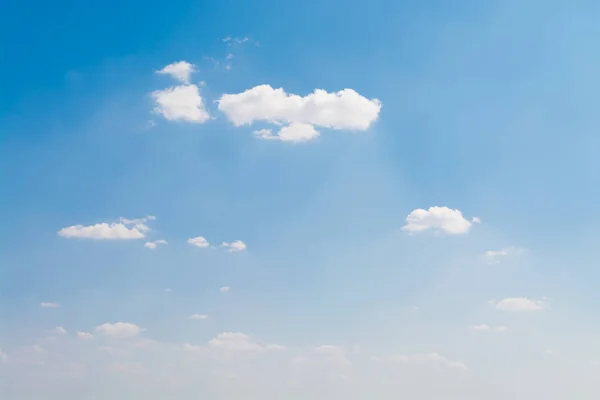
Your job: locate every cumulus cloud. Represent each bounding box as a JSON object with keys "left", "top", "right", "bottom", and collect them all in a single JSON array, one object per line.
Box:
[
  {"left": 402, "top": 206, "right": 475, "bottom": 235},
  {"left": 58, "top": 216, "right": 154, "bottom": 240},
  {"left": 218, "top": 85, "right": 382, "bottom": 142},
  {"left": 76, "top": 331, "right": 94, "bottom": 340},
  {"left": 145, "top": 239, "right": 168, "bottom": 249},
  {"left": 152, "top": 84, "right": 210, "bottom": 123},
  {"left": 219, "top": 286, "right": 231, "bottom": 293},
  {"left": 470, "top": 324, "right": 509, "bottom": 332},
  {"left": 484, "top": 246, "right": 524, "bottom": 264},
  {"left": 188, "top": 314, "right": 208, "bottom": 320},
  {"left": 188, "top": 236, "right": 210, "bottom": 248},
  {"left": 221, "top": 240, "right": 247, "bottom": 252},
  {"left": 492, "top": 297, "right": 548, "bottom": 312},
  {"left": 95, "top": 322, "right": 142, "bottom": 339},
  {"left": 157, "top": 61, "right": 196, "bottom": 83},
  {"left": 40, "top": 302, "right": 60, "bottom": 308}
]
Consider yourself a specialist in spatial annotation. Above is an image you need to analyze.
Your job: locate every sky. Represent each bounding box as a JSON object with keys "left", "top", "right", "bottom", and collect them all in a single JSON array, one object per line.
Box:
[{"left": 2, "top": 0, "right": 600, "bottom": 398}]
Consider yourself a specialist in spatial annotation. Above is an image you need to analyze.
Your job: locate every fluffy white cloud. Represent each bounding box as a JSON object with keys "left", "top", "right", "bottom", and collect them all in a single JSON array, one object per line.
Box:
[
  {"left": 402, "top": 206, "right": 475, "bottom": 235},
  {"left": 470, "top": 324, "right": 509, "bottom": 332},
  {"left": 208, "top": 332, "right": 264, "bottom": 352},
  {"left": 221, "top": 240, "right": 246, "bottom": 252},
  {"left": 188, "top": 236, "right": 210, "bottom": 248},
  {"left": 219, "top": 286, "right": 231, "bottom": 293},
  {"left": 188, "top": 314, "right": 208, "bottom": 320},
  {"left": 95, "top": 322, "right": 142, "bottom": 339},
  {"left": 492, "top": 297, "right": 547, "bottom": 312},
  {"left": 40, "top": 302, "right": 60, "bottom": 308},
  {"left": 145, "top": 239, "right": 168, "bottom": 249},
  {"left": 58, "top": 216, "right": 154, "bottom": 240},
  {"left": 152, "top": 84, "right": 210, "bottom": 123},
  {"left": 157, "top": 61, "right": 196, "bottom": 83},
  {"left": 76, "top": 331, "right": 94, "bottom": 340},
  {"left": 58, "top": 222, "right": 145, "bottom": 240},
  {"left": 485, "top": 246, "right": 524, "bottom": 264},
  {"left": 218, "top": 85, "right": 382, "bottom": 141}
]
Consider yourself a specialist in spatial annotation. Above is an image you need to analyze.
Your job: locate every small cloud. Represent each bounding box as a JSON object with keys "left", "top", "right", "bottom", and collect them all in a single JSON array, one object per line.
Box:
[
  {"left": 470, "top": 324, "right": 509, "bottom": 332},
  {"left": 165, "top": 288, "right": 172, "bottom": 293},
  {"left": 76, "top": 331, "right": 94, "bottom": 340},
  {"left": 265, "top": 344, "right": 287, "bottom": 351},
  {"left": 484, "top": 246, "right": 525, "bottom": 264},
  {"left": 188, "top": 236, "right": 210, "bottom": 248},
  {"left": 152, "top": 84, "right": 210, "bottom": 123},
  {"left": 0, "top": 349, "right": 8, "bottom": 362},
  {"left": 40, "top": 302, "right": 60, "bottom": 308},
  {"left": 492, "top": 297, "right": 548, "bottom": 312},
  {"left": 208, "top": 332, "right": 263, "bottom": 352},
  {"left": 58, "top": 216, "right": 154, "bottom": 240},
  {"left": 145, "top": 239, "right": 168, "bottom": 249},
  {"left": 221, "top": 240, "right": 247, "bottom": 252},
  {"left": 52, "top": 326, "right": 67, "bottom": 335},
  {"left": 472, "top": 216, "right": 481, "bottom": 224},
  {"left": 156, "top": 61, "right": 197, "bottom": 84},
  {"left": 188, "top": 314, "right": 208, "bottom": 320},
  {"left": 402, "top": 206, "right": 475, "bottom": 235},
  {"left": 95, "top": 322, "right": 142, "bottom": 339},
  {"left": 220, "top": 286, "right": 231, "bottom": 293}
]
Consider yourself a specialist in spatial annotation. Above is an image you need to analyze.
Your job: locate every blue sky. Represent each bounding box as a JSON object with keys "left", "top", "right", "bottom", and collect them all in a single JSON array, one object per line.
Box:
[{"left": 2, "top": 0, "right": 600, "bottom": 398}]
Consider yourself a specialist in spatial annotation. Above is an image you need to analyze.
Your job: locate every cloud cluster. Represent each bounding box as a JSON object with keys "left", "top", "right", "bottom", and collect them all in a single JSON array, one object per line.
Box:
[
  {"left": 402, "top": 206, "right": 478, "bottom": 235},
  {"left": 218, "top": 85, "right": 382, "bottom": 142}
]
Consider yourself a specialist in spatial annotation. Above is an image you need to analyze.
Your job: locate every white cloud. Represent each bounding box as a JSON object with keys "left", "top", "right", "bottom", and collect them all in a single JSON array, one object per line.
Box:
[
  {"left": 58, "top": 222, "right": 145, "bottom": 240},
  {"left": 145, "top": 239, "right": 168, "bottom": 249},
  {"left": 52, "top": 326, "right": 67, "bottom": 335},
  {"left": 188, "top": 314, "right": 208, "bottom": 320},
  {"left": 221, "top": 240, "right": 247, "bottom": 252},
  {"left": 470, "top": 324, "right": 509, "bottom": 332},
  {"left": 165, "top": 288, "right": 172, "bottom": 293},
  {"left": 218, "top": 85, "right": 382, "bottom": 141},
  {"left": 402, "top": 206, "right": 474, "bottom": 235},
  {"left": 152, "top": 84, "right": 210, "bottom": 123},
  {"left": 157, "top": 61, "right": 196, "bottom": 83},
  {"left": 219, "top": 286, "right": 231, "bottom": 293},
  {"left": 40, "top": 302, "right": 60, "bottom": 308},
  {"left": 76, "top": 331, "right": 94, "bottom": 340},
  {"left": 254, "top": 123, "right": 320, "bottom": 142},
  {"left": 188, "top": 236, "right": 210, "bottom": 248},
  {"left": 208, "top": 332, "right": 264, "bottom": 352},
  {"left": 484, "top": 246, "right": 524, "bottom": 264},
  {"left": 95, "top": 322, "right": 142, "bottom": 339},
  {"left": 492, "top": 297, "right": 547, "bottom": 312},
  {"left": 0, "top": 348, "right": 8, "bottom": 362},
  {"left": 58, "top": 216, "right": 154, "bottom": 240}
]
